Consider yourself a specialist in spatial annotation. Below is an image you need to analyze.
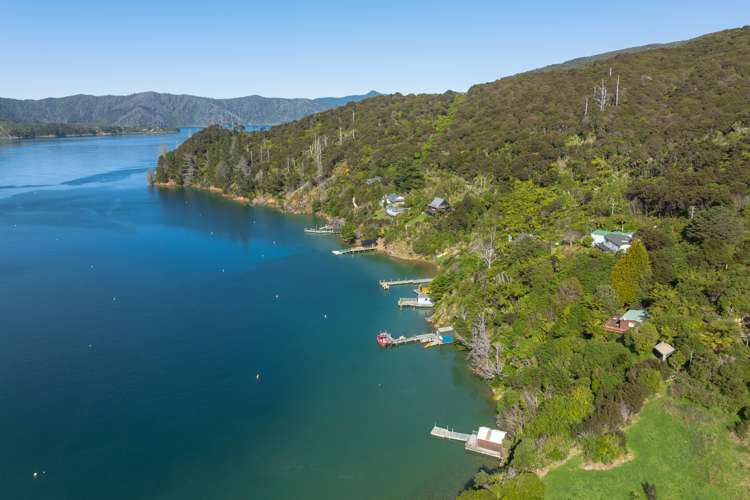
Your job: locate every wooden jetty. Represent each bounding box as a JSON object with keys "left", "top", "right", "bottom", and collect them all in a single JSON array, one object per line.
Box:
[
  {"left": 431, "top": 425, "right": 504, "bottom": 459},
  {"left": 304, "top": 226, "right": 339, "bottom": 234},
  {"left": 331, "top": 246, "right": 377, "bottom": 256},
  {"left": 379, "top": 278, "right": 433, "bottom": 290},
  {"left": 431, "top": 426, "right": 472, "bottom": 442},
  {"left": 376, "top": 331, "right": 454, "bottom": 348}
]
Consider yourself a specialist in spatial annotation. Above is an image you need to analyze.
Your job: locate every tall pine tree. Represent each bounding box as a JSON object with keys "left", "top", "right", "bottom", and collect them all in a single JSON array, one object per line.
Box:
[{"left": 612, "top": 239, "right": 651, "bottom": 306}]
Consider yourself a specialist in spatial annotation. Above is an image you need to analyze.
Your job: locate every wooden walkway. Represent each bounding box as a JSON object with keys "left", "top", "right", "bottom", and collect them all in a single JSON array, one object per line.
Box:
[
  {"left": 304, "top": 227, "right": 338, "bottom": 234},
  {"left": 380, "top": 332, "right": 440, "bottom": 346},
  {"left": 332, "top": 246, "right": 376, "bottom": 256},
  {"left": 431, "top": 426, "right": 471, "bottom": 442},
  {"left": 379, "top": 278, "right": 432, "bottom": 290}
]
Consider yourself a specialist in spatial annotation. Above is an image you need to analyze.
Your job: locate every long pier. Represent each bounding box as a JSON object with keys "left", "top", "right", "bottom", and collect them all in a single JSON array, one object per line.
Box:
[
  {"left": 379, "top": 278, "right": 433, "bottom": 290},
  {"left": 332, "top": 246, "right": 377, "bottom": 256},
  {"left": 377, "top": 332, "right": 453, "bottom": 347}
]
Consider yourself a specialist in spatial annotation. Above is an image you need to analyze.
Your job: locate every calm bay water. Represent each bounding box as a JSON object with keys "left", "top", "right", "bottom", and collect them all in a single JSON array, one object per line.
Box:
[{"left": 0, "top": 131, "right": 494, "bottom": 500}]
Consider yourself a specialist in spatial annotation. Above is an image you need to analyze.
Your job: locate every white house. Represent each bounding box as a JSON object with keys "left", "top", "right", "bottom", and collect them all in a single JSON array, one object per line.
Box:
[
  {"left": 382, "top": 193, "right": 407, "bottom": 217},
  {"left": 591, "top": 230, "right": 633, "bottom": 252}
]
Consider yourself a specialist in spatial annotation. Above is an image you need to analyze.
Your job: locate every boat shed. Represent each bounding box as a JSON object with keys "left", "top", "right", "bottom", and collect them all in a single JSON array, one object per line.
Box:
[{"left": 476, "top": 427, "right": 506, "bottom": 452}]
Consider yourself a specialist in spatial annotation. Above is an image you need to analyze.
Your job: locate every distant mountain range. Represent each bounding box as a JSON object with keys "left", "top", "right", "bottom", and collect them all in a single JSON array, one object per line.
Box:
[{"left": 0, "top": 91, "right": 380, "bottom": 128}]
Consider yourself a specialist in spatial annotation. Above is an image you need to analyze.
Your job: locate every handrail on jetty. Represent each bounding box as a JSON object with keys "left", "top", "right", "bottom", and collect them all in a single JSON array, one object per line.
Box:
[
  {"left": 379, "top": 278, "right": 433, "bottom": 290},
  {"left": 304, "top": 226, "right": 339, "bottom": 234},
  {"left": 431, "top": 426, "right": 472, "bottom": 442},
  {"left": 332, "top": 245, "right": 376, "bottom": 256}
]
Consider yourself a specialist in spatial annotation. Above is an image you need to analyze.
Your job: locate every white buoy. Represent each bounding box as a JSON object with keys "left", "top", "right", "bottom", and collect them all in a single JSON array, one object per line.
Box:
[
  {"left": 88, "top": 344, "right": 92, "bottom": 348},
  {"left": 275, "top": 294, "right": 279, "bottom": 299},
  {"left": 323, "top": 314, "right": 327, "bottom": 319},
  {"left": 112, "top": 297, "right": 117, "bottom": 301},
  {"left": 256, "top": 373, "right": 260, "bottom": 380},
  {"left": 33, "top": 472, "right": 38, "bottom": 478}
]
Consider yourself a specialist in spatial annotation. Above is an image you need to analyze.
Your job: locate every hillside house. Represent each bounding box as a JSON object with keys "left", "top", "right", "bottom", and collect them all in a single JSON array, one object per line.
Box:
[
  {"left": 426, "top": 197, "right": 450, "bottom": 215},
  {"left": 365, "top": 176, "right": 382, "bottom": 186},
  {"left": 604, "top": 309, "right": 647, "bottom": 334},
  {"left": 382, "top": 193, "right": 407, "bottom": 217},
  {"left": 591, "top": 230, "right": 633, "bottom": 252}
]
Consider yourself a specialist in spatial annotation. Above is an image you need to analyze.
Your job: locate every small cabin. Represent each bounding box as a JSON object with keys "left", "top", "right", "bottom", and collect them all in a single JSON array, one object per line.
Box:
[
  {"left": 382, "top": 193, "right": 405, "bottom": 206},
  {"left": 476, "top": 426, "right": 506, "bottom": 453},
  {"left": 426, "top": 197, "right": 450, "bottom": 215},
  {"left": 654, "top": 341, "right": 675, "bottom": 361},
  {"left": 365, "top": 176, "right": 382, "bottom": 186},
  {"left": 604, "top": 309, "right": 647, "bottom": 334},
  {"left": 361, "top": 239, "right": 378, "bottom": 248}
]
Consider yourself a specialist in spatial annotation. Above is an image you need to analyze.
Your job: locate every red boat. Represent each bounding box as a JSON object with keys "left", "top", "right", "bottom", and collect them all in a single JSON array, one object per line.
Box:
[{"left": 376, "top": 331, "right": 392, "bottom": 348}]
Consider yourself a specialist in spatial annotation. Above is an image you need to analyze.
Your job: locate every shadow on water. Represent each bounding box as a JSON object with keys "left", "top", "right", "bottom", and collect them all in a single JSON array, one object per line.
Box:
[
  {"left": 150, "top": 185, "right": 319, "bottom": 247},
  {"left": 151, "top": 186, "right": 257, "bottom": 245}
]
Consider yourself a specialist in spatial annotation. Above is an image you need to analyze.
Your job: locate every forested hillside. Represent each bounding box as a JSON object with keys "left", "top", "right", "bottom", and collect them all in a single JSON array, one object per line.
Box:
[
  {"left": 0, "top": 91, "right": 379, "bottom": 128},
  {"left": 155, "top": 26, "right": 750, "bottom": 497}
]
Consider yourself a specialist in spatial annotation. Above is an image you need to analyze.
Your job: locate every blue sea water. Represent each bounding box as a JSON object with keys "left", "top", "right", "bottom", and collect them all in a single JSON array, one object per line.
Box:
[{"left": 0, "top": 131, "right": 494, "bottom": 500}]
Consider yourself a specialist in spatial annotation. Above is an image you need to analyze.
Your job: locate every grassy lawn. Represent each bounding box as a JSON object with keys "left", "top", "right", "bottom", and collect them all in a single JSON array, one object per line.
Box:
[{"left": 543, "top": 397, "right": 750, "bottom": 499}]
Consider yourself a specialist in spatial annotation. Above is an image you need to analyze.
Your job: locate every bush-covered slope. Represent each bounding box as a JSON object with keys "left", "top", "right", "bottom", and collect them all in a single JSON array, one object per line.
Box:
[{"left": 155, "top": 26, "right": 750, "bottom": 497}]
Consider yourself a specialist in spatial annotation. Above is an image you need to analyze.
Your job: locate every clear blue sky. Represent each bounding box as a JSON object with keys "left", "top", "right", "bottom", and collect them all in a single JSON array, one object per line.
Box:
[{"left": 2, "top": 0, "right": 748, "bottom": 99}]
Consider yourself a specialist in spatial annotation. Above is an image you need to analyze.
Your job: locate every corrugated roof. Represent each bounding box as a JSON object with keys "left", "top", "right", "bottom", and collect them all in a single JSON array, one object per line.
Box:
[
  {"left": 478, "top": 426, "right": 506, "bottom": 444},
  {"left": 654, "top": 341, "right": 675, "bottom": 355},
  {"left": 622, "top": 309, "right": 647, "bottom": 322},
  {"left": 428, "top": 197, "right": 447, "bottom": 208}
]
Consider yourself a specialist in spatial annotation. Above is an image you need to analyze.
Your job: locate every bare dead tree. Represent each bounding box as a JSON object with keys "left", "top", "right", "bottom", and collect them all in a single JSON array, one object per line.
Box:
[
  {"left": 615, "top": 74, "right": 620, "bottom": 106},
  {"left": 594, "top": 80, "right": 609, "bottom": 111},
  {"left": 310, "top": 135, "right": 324, "bottom": 179},
  {"left": 479, "top": 231, "right": 497, "bottom": 268},
  {"left": 466, "top": 314, "right": 503, "bottom": 379}
]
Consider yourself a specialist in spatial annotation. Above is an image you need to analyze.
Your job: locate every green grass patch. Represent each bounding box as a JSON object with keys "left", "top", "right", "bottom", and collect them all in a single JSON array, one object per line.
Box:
[{"left": 543, "top": 397, "right": 750, "bottom": 499}]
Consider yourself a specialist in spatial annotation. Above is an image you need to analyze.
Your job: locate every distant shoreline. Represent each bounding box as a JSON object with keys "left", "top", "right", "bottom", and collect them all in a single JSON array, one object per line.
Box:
[{"left": 0, "top": 128, "right": 179, "bottom": 141}]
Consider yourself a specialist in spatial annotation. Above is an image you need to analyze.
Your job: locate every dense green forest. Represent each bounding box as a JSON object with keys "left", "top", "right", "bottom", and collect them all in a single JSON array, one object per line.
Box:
[
  {"left": 155, "top": 27, "right": 750, "bottom": 497},
  {"left": 0, "top": 120, "right": 175, "bottom": 139}
]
